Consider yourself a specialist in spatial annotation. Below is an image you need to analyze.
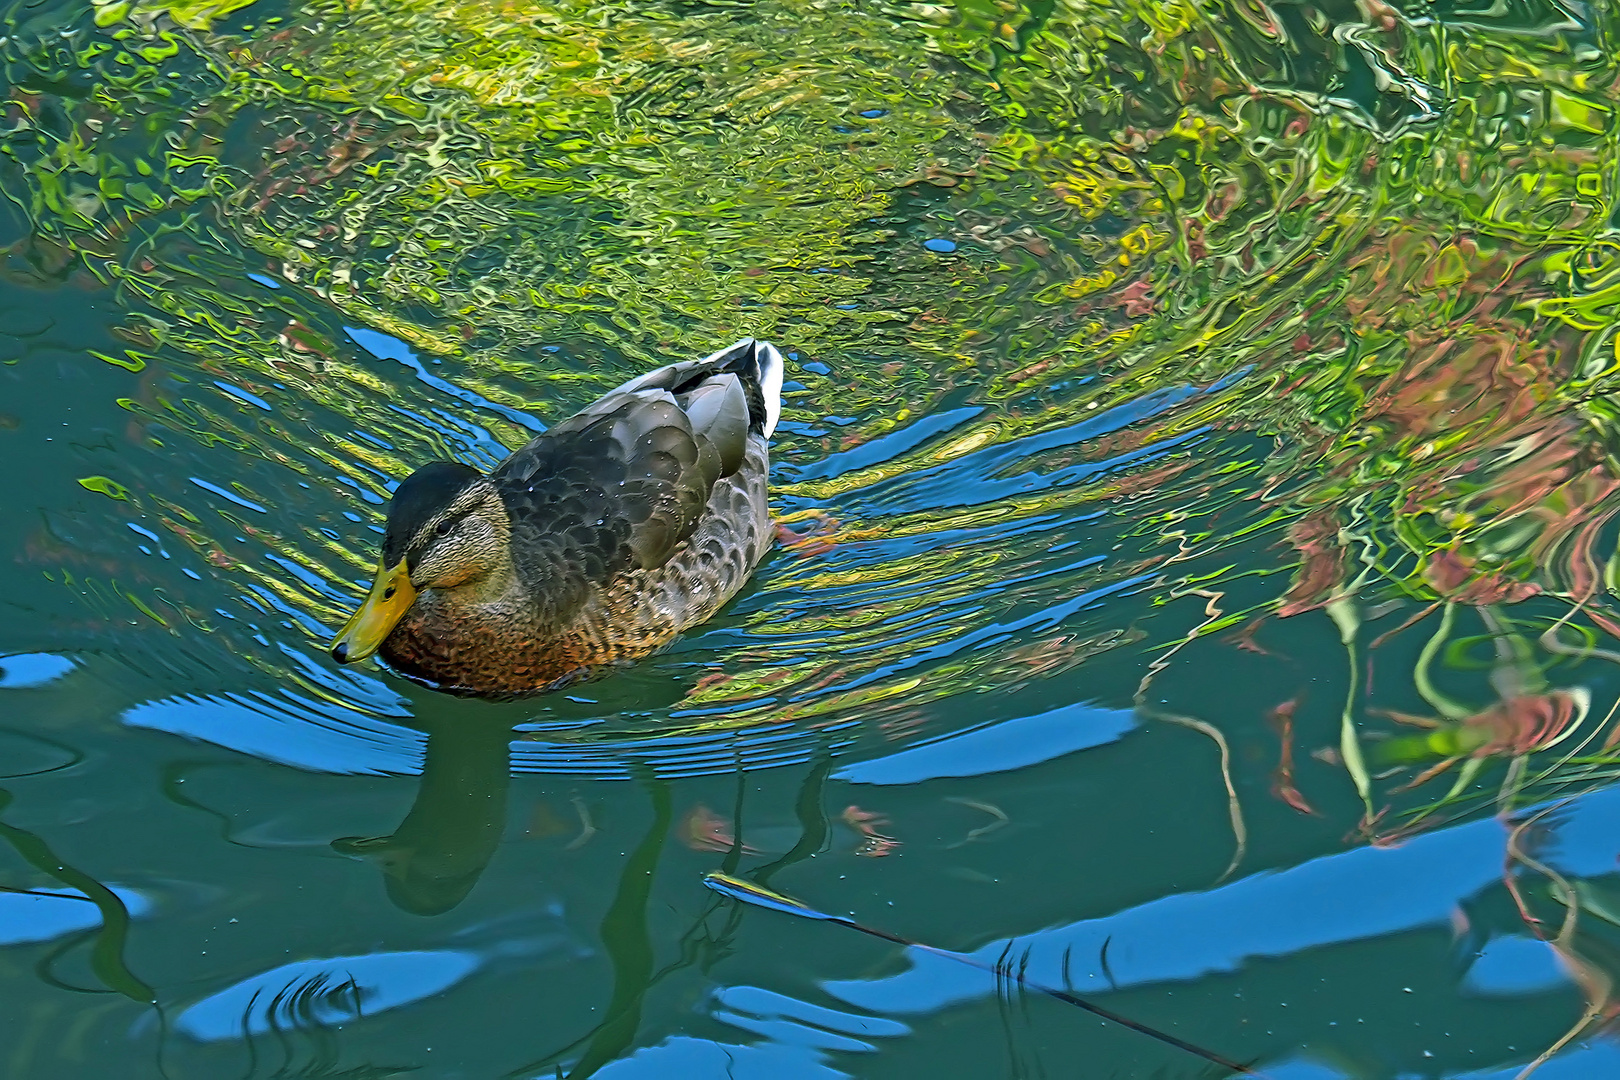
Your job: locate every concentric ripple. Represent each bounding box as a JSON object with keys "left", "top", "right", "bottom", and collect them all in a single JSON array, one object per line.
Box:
[{"left": 3, "top": 0, "right": 1618, "bottom": 821}]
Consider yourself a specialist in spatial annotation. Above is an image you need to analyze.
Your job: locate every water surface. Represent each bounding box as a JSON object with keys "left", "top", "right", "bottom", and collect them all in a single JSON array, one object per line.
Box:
[{"left": 4, "top": 0, "right": 1620, "bottom": 1074}]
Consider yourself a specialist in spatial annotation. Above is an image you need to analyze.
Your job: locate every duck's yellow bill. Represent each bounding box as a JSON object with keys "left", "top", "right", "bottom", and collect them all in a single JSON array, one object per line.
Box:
[{"left": 330, "top": 558, "right": 416, "bottom": 664}]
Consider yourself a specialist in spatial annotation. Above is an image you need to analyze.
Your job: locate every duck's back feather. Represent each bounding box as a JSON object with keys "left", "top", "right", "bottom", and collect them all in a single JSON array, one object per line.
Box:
[{"left": 488, "top": 340, "right": 781, "bottom": 626}]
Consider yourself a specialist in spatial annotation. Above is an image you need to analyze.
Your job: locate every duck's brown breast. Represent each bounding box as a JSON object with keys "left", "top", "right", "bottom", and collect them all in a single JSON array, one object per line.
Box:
[{"left": 380, "top": 615, "right": 599, "bottom": 697}]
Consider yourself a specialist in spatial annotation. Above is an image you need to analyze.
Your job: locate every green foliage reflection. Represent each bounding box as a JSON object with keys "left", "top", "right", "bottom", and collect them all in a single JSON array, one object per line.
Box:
[{"left": 6, "top": 0, "right": 1620, "bottom": 837}]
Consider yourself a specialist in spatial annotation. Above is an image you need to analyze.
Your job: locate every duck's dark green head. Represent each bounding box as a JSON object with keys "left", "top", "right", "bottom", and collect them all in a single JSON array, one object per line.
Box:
[
  {"left": 330, "top": 461, "right": 508, "bottom": 664},
  {"left": 382, "top": 461, "right": 484, "bottom": 569}
]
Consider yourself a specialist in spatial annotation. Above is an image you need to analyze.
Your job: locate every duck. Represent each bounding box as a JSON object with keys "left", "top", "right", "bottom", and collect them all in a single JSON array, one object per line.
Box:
[{"left": 329, "top": 338, "right": 785, "bottom": 697}]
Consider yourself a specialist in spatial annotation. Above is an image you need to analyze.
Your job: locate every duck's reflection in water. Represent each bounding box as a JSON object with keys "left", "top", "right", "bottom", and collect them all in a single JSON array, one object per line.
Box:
[
  {"left": 513, "top": 757, "right": 834, "bottom": 1079},
  {"left": 333, "top": 710, "right": 514, "bottom": 916}
]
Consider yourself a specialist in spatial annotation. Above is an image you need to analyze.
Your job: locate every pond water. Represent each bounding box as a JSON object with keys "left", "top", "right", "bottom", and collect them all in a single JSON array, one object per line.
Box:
[{"left": 4, "top": 0, "right": 1620, "bottom": 1075}]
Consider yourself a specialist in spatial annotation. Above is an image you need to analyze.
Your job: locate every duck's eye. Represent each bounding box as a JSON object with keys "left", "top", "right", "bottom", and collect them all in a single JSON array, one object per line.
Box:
[{"left": 434, "top": 519, "right": 454, "bottom": 537}]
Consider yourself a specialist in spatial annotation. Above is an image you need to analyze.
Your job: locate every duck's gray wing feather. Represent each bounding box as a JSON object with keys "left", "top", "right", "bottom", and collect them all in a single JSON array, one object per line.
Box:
[
  {"left": 491, "top": 389, "right": 728, "bottom": 621},
  {"left": 678, "top": 373, "right": 750, "bottom": 475}
]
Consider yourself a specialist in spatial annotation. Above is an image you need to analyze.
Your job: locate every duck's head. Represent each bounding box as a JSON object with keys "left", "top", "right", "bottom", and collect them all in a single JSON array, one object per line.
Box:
[{"left": 329, "top": 461, "right": 509, "bottom": 664}]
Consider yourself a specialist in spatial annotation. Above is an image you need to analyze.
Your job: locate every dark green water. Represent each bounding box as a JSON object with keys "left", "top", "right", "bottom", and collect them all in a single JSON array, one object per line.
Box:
[{"left": 5, "top": 0, "right": 1620, "bottom": 1075}]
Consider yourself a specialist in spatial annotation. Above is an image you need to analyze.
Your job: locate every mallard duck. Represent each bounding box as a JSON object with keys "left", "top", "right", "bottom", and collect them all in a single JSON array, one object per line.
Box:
[{"left": 329, "top": 338, "right": 784, "bottom": 697}]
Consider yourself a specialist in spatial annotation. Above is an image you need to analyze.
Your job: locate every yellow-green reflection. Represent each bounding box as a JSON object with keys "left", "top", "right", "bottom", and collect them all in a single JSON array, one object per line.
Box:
[{"left": 7, "top": 0, "right": 1620, "bottom": 825}]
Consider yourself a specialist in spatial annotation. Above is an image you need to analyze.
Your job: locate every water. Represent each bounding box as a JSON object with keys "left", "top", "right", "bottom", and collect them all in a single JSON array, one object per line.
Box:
[{"left": 3, "top": 0, "right": 1620, "bottom": 1074}]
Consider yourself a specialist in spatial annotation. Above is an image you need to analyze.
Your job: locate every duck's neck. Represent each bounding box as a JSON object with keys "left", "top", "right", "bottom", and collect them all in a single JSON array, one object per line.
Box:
[{"left": 419, "top": 561, "right": 535, "bottom": 630}]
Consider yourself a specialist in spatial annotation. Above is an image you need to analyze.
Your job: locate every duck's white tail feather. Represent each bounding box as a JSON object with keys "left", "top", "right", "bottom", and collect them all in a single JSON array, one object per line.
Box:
[
  {"left": 611, "top": 338, "right": 785, "bottom": 438},
  {"left": 753, "top": 340, "right": 784, "bottom": 438}
]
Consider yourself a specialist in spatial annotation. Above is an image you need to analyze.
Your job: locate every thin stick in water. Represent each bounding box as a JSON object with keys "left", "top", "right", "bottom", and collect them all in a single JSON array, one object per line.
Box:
[{"left": 701, "top": 871, "right": 1260, "bottom": 1076}]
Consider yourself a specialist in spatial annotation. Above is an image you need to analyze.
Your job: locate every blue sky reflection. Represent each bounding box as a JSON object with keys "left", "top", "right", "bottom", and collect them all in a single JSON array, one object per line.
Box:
[
  {"left": 825, "top": 814, "right": 1510, "bottom": 1014},
  {"left": 832, "top": 702, "right": 1136, "bottom": 784}
]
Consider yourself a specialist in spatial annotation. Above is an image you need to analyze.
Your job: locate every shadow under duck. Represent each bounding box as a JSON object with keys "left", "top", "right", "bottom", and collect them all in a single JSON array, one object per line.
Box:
[{"left": 329, "top": 338, "right": 784, "bottom": 697}]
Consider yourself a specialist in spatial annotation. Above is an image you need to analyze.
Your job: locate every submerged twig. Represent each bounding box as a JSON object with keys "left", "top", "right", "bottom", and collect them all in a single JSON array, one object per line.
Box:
[
  {"left": 944, "top": 797, "right": 1010, "bottom": 849},
  {"left": 702, "top": 872, "right": 1261, "bottom": 1076},
  {"left": 1136, "top": 587, "right": 1248, "bottom": 881},
  {"left": 1148, "top": 707, "right": 1247, "bottom": 882},
  {"left": 565, "top": 795, "right": 596, "bottom": 852}
]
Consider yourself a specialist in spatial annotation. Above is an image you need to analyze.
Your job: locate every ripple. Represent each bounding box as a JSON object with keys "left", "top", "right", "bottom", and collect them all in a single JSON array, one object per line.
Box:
[
  {"left": 176, "top": 950, "right": 481, "bottom": 1041},
  {"left": 123, "top": 692, "right": 422, "bottom": 776},
  {"left": 0, "top": 727, "right": 83, "bottom": 778}
]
